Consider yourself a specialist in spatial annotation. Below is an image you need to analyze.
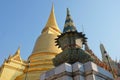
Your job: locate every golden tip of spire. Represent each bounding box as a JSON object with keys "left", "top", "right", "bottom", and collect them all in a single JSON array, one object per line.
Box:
[
  {"left": 15, "top": 46, "right": 20, "bottom": 55},
  {"left": 17, "top": 46, "right": 20, "bottom": 51},
  {"left": 52, "top": 3, "right": 54, "bottom": 9},
  {"left": 50, "top": 2, "right": 54, "bottom": 13},
  {"left": 42, "top": 4, "right": 61, "bottom": 33},
  {"left": 18, "top": 46, "right": 20, "bottom": 50}
]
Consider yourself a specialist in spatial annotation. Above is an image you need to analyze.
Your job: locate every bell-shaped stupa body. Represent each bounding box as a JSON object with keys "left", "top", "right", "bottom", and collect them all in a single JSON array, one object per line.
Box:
[
  {"left": 15, "top": 5, "right": 62, "bottom": 80},
  {"left": 32, "top": 5, "right": 61, "bottom": 55}
]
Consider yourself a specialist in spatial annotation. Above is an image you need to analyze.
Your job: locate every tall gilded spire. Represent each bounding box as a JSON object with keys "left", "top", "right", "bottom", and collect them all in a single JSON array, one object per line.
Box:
[
  {"left": 63, "top": 8, "right": 77, "bottom": 33},
  {"left": 32, "top": 4, "right": 62, "bottom": 54},
  {"left": 42, "top": 4, "right": 61, "bottom": 33}
]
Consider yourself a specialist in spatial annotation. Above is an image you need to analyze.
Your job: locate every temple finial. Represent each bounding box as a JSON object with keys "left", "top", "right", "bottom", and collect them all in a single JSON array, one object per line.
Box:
[
  {"left": 63, "top": 8, "right": 77, "bottom": 33},
  {"left": 8, "top": 54, "right": 12, "bottom": 60},
  {"left": 67, "top": 8, "right": 70, "bottom": 15},
  {"left": 52, "top": 2, "right": 54, "bottom": 10},
  {"left": 16, "top": 47, "right": 20, "bottom": 54},
  {"left": 42, "top": 4, "right": 61, "bottom": 33}
]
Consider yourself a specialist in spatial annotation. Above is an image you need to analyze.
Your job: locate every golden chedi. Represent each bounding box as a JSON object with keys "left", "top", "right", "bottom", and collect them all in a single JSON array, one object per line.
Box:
[{"left": 15, "top": 5, "right": 62, "bottom": 80}]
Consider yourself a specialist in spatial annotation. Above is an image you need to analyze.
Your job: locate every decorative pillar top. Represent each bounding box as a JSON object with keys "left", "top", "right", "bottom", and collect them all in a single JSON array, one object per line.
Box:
[{"left": 63, "top": 8, "right": 77, "bottom": 33}]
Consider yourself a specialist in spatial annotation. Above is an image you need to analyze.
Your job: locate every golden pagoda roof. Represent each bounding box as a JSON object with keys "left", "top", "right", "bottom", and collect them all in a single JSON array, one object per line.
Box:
[
  {"left": 42, "top": 4, "right": 61, "bottom": 33},
  {"left": 32, "top": 5, "right": 62, "bottom": 54}
]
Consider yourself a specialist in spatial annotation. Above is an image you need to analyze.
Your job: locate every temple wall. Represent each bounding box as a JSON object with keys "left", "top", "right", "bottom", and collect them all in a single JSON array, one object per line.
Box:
[
  {"left": 0, "top": 61, "right": 25, "bottom": 80},
  {"left": 40, "top": 62, "right": 114, "bottom": 80}
]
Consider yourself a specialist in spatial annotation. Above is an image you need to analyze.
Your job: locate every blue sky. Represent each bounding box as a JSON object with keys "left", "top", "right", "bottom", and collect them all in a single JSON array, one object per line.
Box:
[{"left": 0, "top": 0, "right": 120, "bottom": 65}]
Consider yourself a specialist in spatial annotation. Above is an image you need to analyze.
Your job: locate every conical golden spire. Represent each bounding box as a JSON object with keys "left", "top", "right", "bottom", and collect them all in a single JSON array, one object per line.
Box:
[
  {"left": 32, "top": 4, "right": 61, "bottom": 54},
  {"left": 28, "top": 5, "right": 62, "bottom": 80},
  {"left": 42, "top": 4, "right": 61, "bottom": 33}
]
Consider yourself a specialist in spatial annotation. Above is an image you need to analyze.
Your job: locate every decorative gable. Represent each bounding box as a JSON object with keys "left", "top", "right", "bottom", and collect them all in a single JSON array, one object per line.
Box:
[{"left": 10, "top": 47, "right": 22, "bottom": 62}]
